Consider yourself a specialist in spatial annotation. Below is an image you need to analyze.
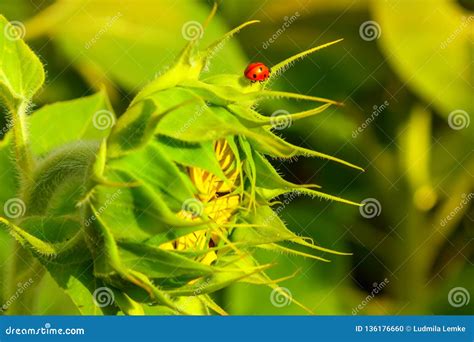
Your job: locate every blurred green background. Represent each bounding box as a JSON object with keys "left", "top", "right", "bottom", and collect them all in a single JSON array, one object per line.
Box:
[{"left": 0, "top": 0, "right": 472, "bottom": 315}]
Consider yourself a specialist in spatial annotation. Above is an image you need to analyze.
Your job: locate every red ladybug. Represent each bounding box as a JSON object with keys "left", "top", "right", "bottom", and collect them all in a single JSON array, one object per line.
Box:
[{"left": 244, "top": 62, "right": 271, "bottom": 82}]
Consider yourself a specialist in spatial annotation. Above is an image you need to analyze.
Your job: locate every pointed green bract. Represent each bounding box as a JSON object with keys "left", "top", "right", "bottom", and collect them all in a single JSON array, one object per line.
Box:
[
  {"left": 0, "top": 15, "right": 45, "bottom": 175},
  {"left": 118, "top": 242, "right": 215, "bottom": 279},
  {"left": 269, "top": 38, "right": 344, "bottom": 79}
]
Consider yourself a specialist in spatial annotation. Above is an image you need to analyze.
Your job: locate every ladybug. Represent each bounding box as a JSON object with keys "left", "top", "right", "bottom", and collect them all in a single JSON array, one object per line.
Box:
[{"left": 244, "top": 62, "right": 271, "bottom": 83}]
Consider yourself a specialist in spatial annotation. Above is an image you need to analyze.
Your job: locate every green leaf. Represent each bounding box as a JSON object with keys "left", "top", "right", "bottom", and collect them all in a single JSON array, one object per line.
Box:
[
  {"left": 90, "top": 168, "right": 201, "bottom": 242},
  {"left": 83, "top": 203, "right": 154, "bottom": 300},
  {"left": 0, "top": 217, "right": 59, "bottom": 257},
  {"left": 26, "top": 0, "right": 247, "bottom": 91},
  {"left": 46, "top": 261, "right": 119, "bottom": 315},
  {"left": 257, "top": 186, "right": 361, "bottom": 207},
  {"left": 0, "top": 228, "right": 13, "bottom": 307},
  {"left": 107, "top": 99, "right": 158, "bottom": 157},
  {"left": 372, "top": 0, "right": 473, "bottom": 125},
  {"left": 155, "top": 136, "right": 227, "bottom": 182},
  {"left": 232, "top": 206, "right": 299, "bottom": 246},
  {"left": 167, "top": 263, "right": 270, "bottom": 297},
  {"left": 238, "top": 136, "right": 256, "bottom": 208},
  {"left": 109, "top": 141, "right": 196, "bottom": 211},
  {"left": 0, "top": 15, "right": 44, "bottom": 110},
  {"left": 90, "top": 179, "right": 173, "bottom": 241},
  {"left": 228, "top": 103, "right": 332, "bottom": 127},
  {"left": 234, "top": 206, "right": 350, "bottom": 257},
  {"left": 118, "top": 241, "right": 214, "bottom": 279},
  {"left": 249, "top": 126, "right": 364, "bottom": 171},
  {"left": 29, "top": 90, "right": 115, "bottom": 156},
  {"left": 253, "top": 149, "right": 320, "bottom": 190},
  {"left": 0, "top": 216, "right": 91, "bottom": 265},
  {"left": 150, "top": 89, "right": 255, "bottom": 142}
]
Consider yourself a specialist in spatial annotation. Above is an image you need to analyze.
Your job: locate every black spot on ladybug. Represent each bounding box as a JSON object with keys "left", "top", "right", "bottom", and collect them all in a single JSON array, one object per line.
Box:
[
  {"left": 253, "top": 74, "right": 257, "bottom": 78},
  {"left": 259, "top": 67, "right": 262, "bottom": 71}
]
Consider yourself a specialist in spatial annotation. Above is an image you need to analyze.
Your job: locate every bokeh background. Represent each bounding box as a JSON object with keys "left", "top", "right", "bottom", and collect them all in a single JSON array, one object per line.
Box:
[{"left": 0, "top": 0, "right": 472, "bottom": 315}]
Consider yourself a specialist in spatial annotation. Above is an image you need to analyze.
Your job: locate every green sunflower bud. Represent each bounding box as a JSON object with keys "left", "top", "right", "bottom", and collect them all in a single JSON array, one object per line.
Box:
[{"left": 0, "top": 8, "right": 362, "bottom": 315}]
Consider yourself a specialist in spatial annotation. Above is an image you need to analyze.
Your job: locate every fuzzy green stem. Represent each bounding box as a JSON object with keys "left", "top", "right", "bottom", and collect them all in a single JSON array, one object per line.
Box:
[
  {"left": 5, "top": 100, "right": 38, "bottom": 314},
  {"left": 11, "top": 101, "right": 33, "bottom": 177}
]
